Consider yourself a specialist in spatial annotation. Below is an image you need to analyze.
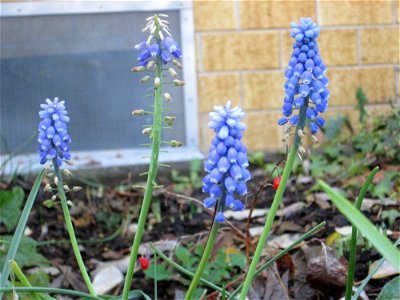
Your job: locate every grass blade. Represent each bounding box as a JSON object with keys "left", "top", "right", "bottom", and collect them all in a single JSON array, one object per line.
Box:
[
  {"left": 318, "top": 180, "right": 399, "bottom": 269},
  {"left": 345, "top": 166, "right": 379, "bottom": 300},
  {"left": 0, "top": 169, "right": 45, "bottom": 291}
]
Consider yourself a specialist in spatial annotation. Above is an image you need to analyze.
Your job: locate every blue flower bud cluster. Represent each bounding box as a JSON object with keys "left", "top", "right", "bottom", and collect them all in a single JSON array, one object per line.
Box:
[
  {"left": 202, "top": 102, "right": 251, "bottom": 222},
  {"left": 278, "top": 18, "right": 329, "bottom": 134},
  {"left": 38, "top": 97, "right": 71, "bottom": 167},
  {"left": 135, "top": 36, "right": 182, "bottom": 66}
]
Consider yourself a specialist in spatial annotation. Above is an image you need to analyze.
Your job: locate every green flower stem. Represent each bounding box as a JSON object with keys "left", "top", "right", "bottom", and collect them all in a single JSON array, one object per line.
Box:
[
  {"left": 345, "top": 166, "right": 380, "bottom": 300},
  {"left": 122, "top": 21, "right": 164, "bottom": 300},
  {"left": 185, "top": 219, "right": 220, "bottom": 300},
  {"left": 0, "top": 169, "right": 44, "bottom": 295},
  {"left": 53, "top": 161, "right": 96, "bottom": 296},
  {"left": 229, "top": 221, "right": 326, "bottom": 300},
  {"left": 239, "top": 103, "right": 307, "bottom": 299},
  {"left": 9, "top": 260, "right": 41, "bottom": 300},
  {"left": 0, "top": 287, "right": 102, "bottom": 299},
  {"left": 149, "top": 243, "right": 232, "bottom": 297}
]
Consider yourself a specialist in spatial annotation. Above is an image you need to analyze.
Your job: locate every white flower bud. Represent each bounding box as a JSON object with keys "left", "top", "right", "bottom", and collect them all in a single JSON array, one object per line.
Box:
[
  {"left": 132, "top": 109, "right": 145, "bottom": 116},
  {"left": 44, "top": 183, "right": 52, "bottom": 193},
  {"left": 63, "top": 169, "right": 72, "bottom": 177},
  {"left": 170, "top": 140, "right": 183, "bottom": 147},
  {"left": 140, "top": 76, "right": 150, "bottom": 83},
  {"left": 154, "top": 77, "right": 160, "bottom": 87},
  {"left": 54, "top": 176, "right": 58, "bottom": 185},
  {"left": 172, "top": 59, "right": 183, "bottom": 69},
  {"left": 131, "top": 66, "right": 145, "bottom": 72},
  {"left": 147, "top": 60, "right": 155, "bottom": 70},
  {"left": 164, "top": 116, "right": 176, "bottom": 126},
  {"left": 164, "top": 93, "right": 172, "bottom": 102},
  {"left": 63, "top": 185, "right": 70, "bottom": 192},
  {"left": 168, "top": 68, "right": 178, "bottom": 79},
  {"left": 142, "top": 127, "right": 152, "bottom": 135},
  {"left": 72, "top": 186, "right": 82, "bottom": 192},
  {"left": 173, "top": 79, "right": 185, "bottom": 86}
]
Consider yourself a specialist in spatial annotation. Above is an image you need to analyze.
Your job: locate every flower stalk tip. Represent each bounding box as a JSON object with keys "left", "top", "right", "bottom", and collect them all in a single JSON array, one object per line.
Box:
[
  {"left": 38, "top": 97, "right": 71, "bottom": 167},
  {"left": 278, "top": 17, "right": 329, "bottom": 137}
]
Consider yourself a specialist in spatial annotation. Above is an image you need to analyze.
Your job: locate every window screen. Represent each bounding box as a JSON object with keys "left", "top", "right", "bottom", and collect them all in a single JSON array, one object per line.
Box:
[{"left": 0, "top": 10, "right": 185, "bottom": 155}]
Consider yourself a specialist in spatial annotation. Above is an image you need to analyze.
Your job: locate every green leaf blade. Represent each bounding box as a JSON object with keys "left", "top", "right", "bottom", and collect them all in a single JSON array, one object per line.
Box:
[{"left": 318, "top": 180, "right": 400, "bottom": 269}]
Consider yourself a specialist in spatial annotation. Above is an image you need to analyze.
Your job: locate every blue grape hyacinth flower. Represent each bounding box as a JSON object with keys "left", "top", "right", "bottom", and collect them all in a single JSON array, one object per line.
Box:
[
  {"left": 202, "top": 101, "right": 251, "bottom": 222},
  {"left": 38, "top": 97, "right": 71, "bottom": 167},
  {"left": 278, "top": 18, "right": 329, "bottom": 135},
  {"left": 135, "top": 36, "right": 182, "bottom": 66}
]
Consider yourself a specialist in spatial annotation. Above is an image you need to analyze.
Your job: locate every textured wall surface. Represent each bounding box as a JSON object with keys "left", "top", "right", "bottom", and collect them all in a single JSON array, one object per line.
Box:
[{"left": 194, "top": 0, "right": 399, "bottom": 152}]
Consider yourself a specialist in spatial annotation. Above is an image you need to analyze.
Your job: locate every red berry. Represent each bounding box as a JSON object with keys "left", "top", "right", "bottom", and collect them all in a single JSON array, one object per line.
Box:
[
  {"left": 139, "top": 257, "right": 150, "bottom": 270},
  {"left": 273, "top": 176, "right": 281, "bottom": 190}
]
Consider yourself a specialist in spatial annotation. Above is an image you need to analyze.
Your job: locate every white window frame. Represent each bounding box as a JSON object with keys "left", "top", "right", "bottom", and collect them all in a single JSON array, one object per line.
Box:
[{"left": 0, "top": 1, "right": 202, "bottom": 174}]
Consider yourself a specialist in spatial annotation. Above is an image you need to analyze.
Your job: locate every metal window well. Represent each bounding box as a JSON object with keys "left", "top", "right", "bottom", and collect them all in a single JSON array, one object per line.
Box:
[{"left": 0, "top": 1, "right": 201, "bottom": 174}]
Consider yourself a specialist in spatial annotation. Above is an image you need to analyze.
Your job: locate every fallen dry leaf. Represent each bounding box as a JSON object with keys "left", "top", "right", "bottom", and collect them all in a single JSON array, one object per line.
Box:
[
  {"left": 269, "top": 233, "right": 302, "bottom": 249},
  {"left": 370, "top": 260, "right": 400, "bottom": 279},
  {"left": 72, "top": 212, "right": 95, "bottom": 227},
  {"left": 303, "top": 242, "right": 348, "bottom": 298},
  {"left": 263, "top": 263, "right": 290, "bottom": 300},
  {"left": 292, "top": 250, "right": 322, "bottom": 300},
  {"left": 224, "top": 209, "right": 268, "bottom": 220},
  {"left": 92, "top": 265, "right": 124, "bottom": 294}
]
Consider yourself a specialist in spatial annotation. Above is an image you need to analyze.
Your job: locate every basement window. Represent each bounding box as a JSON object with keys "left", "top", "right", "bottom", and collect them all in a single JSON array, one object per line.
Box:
[{"left": 0, "top": 1, "right": 200, "bottom": 173}]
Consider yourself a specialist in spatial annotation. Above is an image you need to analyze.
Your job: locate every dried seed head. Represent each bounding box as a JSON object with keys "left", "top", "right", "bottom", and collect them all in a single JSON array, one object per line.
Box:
[
  {"left": 154, "top": 77, "right": 160, "bottom": 87},
  {"left": 172, "top": 59, "right": 183, "bottom": 69},
  {"left": 140, "top": 76, "right": 150, "bottom": 83},
  {"left": 311, "top": 135, "right": 319, "bottom": 143},
  {"left": 170, "top": 140, "right": 183, "bottom": 147},
  {"left": 297, "top": 129, "right": 305, "bottom": 137},
  {"left": 173, "top": 79, "right": 185, "bottom": 86},
  {"left": 164, "top": 116, "right": 176, "bottom": 126},
  {"left": 168, "top": 68, "right": 178, "bottom": 78},
  {"left": 131, "top": 66, "right": 145, "bottom": 72},
  {"left": 142, "top": 127, "right": 152, "bottom": 135},
  {"left": 132, "top": 109, "right": 145, "bottom": 116},
  {"left": 164, "top": 93, "right": 172, "bottom": 102}
]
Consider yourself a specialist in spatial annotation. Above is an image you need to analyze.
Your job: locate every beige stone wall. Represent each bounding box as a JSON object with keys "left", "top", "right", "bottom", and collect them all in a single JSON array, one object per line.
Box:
[{"left": 194, "top": 0, "right": 400, "bottom": 152}]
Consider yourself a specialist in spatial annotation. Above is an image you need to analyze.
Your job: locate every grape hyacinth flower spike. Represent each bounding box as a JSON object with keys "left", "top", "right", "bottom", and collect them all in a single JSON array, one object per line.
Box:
[
  {"left": 202, "top": 101, "right": 250, "bottom": 222},
  {"left": 185, "top": 102, "right": 250, "bottom": 299},
  {"left": 278, "top": 17, "right": 329, "bottom": 141},
  {"left": 123, "top": 14, "right": 184, "bottom": 300},
  {"left": 37, "top": 97, "right": 96, "bottom": 295},
  {"left": 240, "top": 18, "right": 329, "bottom": 299},
  {"left": 38, "top": 97, "right": 71, "bottom": 167}
]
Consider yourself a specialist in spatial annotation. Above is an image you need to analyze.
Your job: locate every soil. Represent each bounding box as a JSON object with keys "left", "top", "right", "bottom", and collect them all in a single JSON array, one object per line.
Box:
[{"left": 1, "top": 164, "right": 398, "bottom": 300}]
